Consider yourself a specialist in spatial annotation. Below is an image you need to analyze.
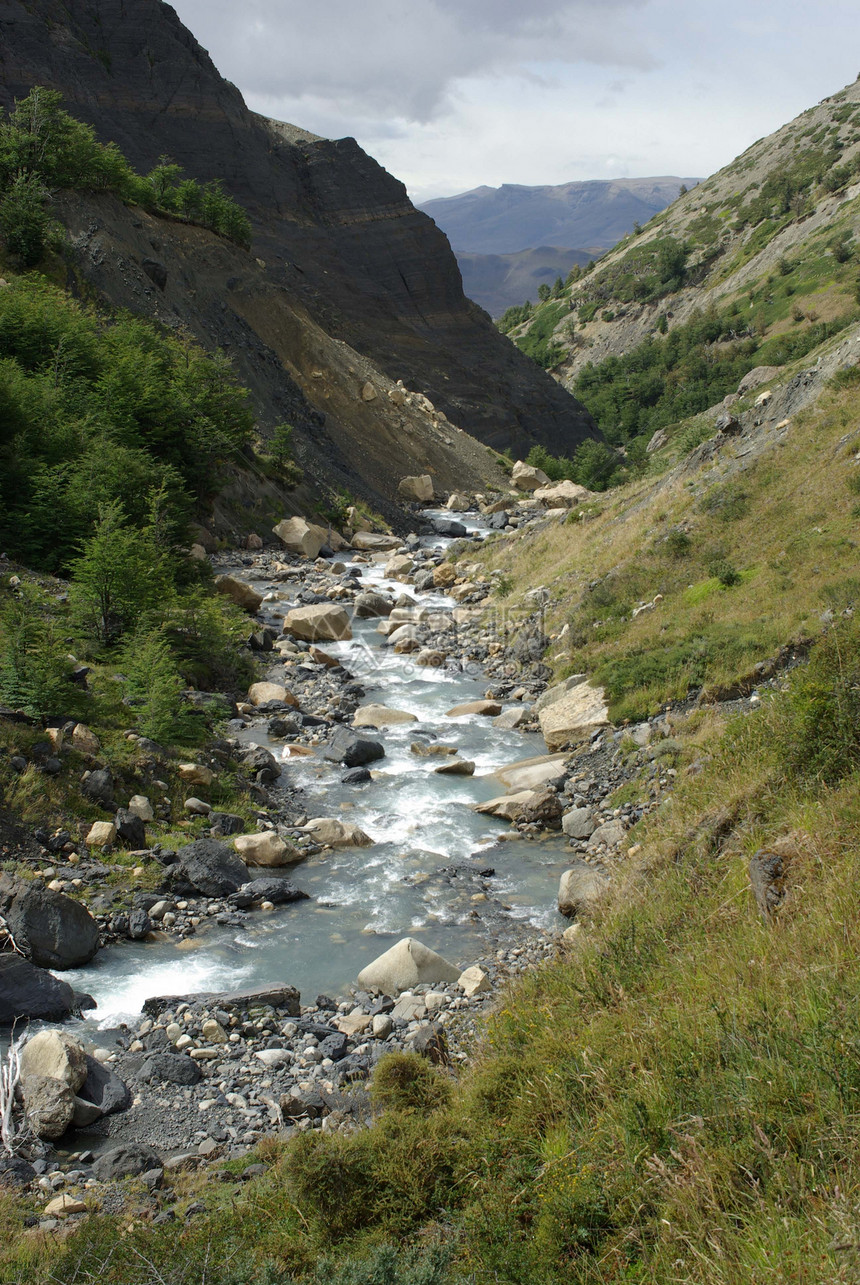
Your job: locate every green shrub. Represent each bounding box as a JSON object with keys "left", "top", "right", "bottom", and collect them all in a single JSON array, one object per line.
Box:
[
  {"left": 0, "top": 588, "right": 77, "bottom": 716},
  {"left": 371, "top": 1052, "right": 452, "bottom": 1113},
  {"left": 774, "top": 616, "right": 860, "bottom": 784},
  {"left": 120, "top": 627, "right": 198, "bottom": 742},
  {"left": 306, "top": 1245, "right": 453, "bottom": 1285}
]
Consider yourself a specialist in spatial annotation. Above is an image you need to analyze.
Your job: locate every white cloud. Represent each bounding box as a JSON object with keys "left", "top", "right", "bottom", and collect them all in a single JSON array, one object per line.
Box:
[{"left": 170, "top": 0, "right": 860, "bottom": 203}]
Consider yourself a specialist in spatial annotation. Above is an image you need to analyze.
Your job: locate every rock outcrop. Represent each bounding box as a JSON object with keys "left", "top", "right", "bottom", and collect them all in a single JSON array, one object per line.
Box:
[{"left": 0, "top": 0, "right": 598, "bottom": 512}]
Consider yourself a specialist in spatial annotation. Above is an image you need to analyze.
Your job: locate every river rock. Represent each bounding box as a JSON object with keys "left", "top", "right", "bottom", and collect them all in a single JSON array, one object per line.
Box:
[
  {"left": 232, "top": 879, "right": 308, "bottom": 907},
  {"left": 20, "top": 1030, "right": 88, "bottom": 1092},
  {"left": 351, "top": 532, "right": 401, "bottom": 552},
  {"left": 446, "top": 492, "right": 471, "bottom": 510},
  {"left": 233, "top": 832, "right": 303, "bottom": 866},
  {"left": 433, "top": 563, "right": 457, "bottom": 588},
  {"left": 323, "top": 726, "right": 385, "bottom": 767},
  {"left": 385, "top": 554, "right": 414, "bottom": 579},
  {"left": 284, "top": 604, "right": 352, "bottom": 642},
  {"left": 272, "top": 517, "right": 328, "bottom": 559},
  {"left": 357, "top": 937, "right": 460, "bottom": 993},
  {"left": 434, "top": 759, "right": 475, "bottom": 775},
  {"left": 301, "top": 819, "right": 373, "bottom": 847},
  {"left": 587, "top": 820, "right": 627, "bottom": 850},
  {"left": 92, "top": 1143, "right": 163, "bottom": 1182},
  {"left": 432, "top": 518, "right": 467, "bottom": 537},
  {"left": 137, "top": 1053, "right": 202, "bottom": 1085},
  {"left": 558, "top": 861, "right": 610, "bottom": 917},
  {"left": 474, "top": 791, "right": 535, "bottom": 821},
  {"left": 538, "top": 682, "right": 609, "bottom": 752},
  {"left": 533, "top": 674, "right": 588, "bottom": 713},
  {"left": 0, "top": 1156, "right": 36, "bottom": 1189},
  {"left": 398, "top": 474, "right": 434, "bottom": 502},
  {"left": 22, "top": 1075, "right": 75, "bottom": 1140},
  {"left": 511, "top": 460, "right": 549, "bottom": 491},
  {"left": 533, "top": 480, "right": 594, "bottom": 507},
  {"left": 78, "top": 1054, "right": 130, "bottom": 1116},
  {"left": 0, "top": 873, "right": 100, "bottom": 970},
  {"left": 168, "top": 839, "right": 249, "bottom": 897},
  {"left": 214, "top": 575, "right": 264, "bottom": 613},
  {"left": 352, "top": 704, "right": 417, "bottom": 728},
  {"left": 446, "top": 699, "right": 502, "bottom": 717},
  {"left": 493, "top": 752, "right": 568, "bottom": 792},
  {"left": 0, "top": 954, "right": 86, "bottom": 1023},
  {"left": 248, "top": 681, "right": 297, "bottom": 707},
  {"left": 354, "top": 591, "right": 393, "bottom": 618},
  {"left": 458, "top": 965, "right": 491, "bottom": 996},
  {"left": 561, "top": 807, "right": 596, "bottom": 839},
  {"left": 493, "top": 706, "right": 531, "bottom": 729},
  {"left": 517, "top": 788, "right": 563, "bottom": 828}
]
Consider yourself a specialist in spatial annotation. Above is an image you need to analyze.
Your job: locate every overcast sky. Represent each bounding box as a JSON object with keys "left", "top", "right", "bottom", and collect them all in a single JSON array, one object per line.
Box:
[{"left": 170, "top": 0, "right": 860, "bottom": 203}]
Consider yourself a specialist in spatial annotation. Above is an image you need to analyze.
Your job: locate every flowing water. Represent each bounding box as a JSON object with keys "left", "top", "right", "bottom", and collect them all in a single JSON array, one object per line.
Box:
[{"left": 66, "top": 517, "right": 571, "bottom": 1028}]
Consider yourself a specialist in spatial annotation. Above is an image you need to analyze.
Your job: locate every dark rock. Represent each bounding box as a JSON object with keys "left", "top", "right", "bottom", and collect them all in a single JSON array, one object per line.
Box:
[
  {"left": 167, "top": 838, "right": 249, "bottom": 897},
  {"left": 408, "top": 1023, "right": 449, "bottom": 1065},
  {"left": 230, "top": 879, "right": 309, "bottom": 908},
  {"left": 0, "top": 1156, "right": 36, "bottom": 1189},
  {"left": 208, "top": 812, "right": 244, "bottom": 836},
  {"left": 317, "top": 1032, "right": 348, "bottom": 1062},
  {"left": 239, "top": 746, "right": 281, "bottom": 782},
  {"left": 431, "top": 518, "right": 467, "bottom": 537},
  {"left": 280, "top": 1088, "right": 326, "bottom": 1119},
  {"left": 114, "top": 808, "right": 147, "bottom": 849},
  {"left": 136, "top": 1053, "right": 202, "bottom": 1086},
  {"left": 79, "top": 1054, "right": 131, "bottom": 1115},
  {"left": 749, "top": 849, "right": 791, "bottom": 918},
  {"left": 142, "top": 983, "right": 301, "bottom": 1018},
  {"left": 715, "top": 413, "right": 742, "bottom": 435},
  {"left": 81, "top": 767, "right": 114, "bottom": 807},
  {"left": 92, "top": 1142, "right": 163, "bottom": 1182},
  {"left": 488, "top": 511, "right": 508, "bottom": 529},
  {"left": 341, "top": 767, "right": 371, "bottom": 784},
  {"left": 142, "top": 258, "right": 167, "bottom": 290},
  {"left": 517, "top": 788, "right": 563, "bottom": 829},
  {"left": 267, "top": 716, "right": 301, "bottom": 738},
  {"left": 322, "top": 726, "right": 385, "bottom": 767},
  {"left": 0, "top": 874, "right": 100, "bottom": 969},
  {"left": 127, "top": 906, "right": 152, "bottom": 939},
  {"left": 0, "top": 954, "right": 84, "bottom": 1023}
]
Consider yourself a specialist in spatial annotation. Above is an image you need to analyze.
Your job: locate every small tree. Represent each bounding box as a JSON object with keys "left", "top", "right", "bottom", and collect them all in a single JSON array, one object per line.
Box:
[
  {"left": 0, "top": 589, "right": 74, "bottom": 716},
  {"left": 0, "top": 172, "right": 49, "bottom": 266},
  {"left": 70, "top": 500, "right": 171, "bottom": 646},
  {"left": 121, "top": 627, "right": 194, "bottom": 742},
  {"left": 537, "top": 282, "right": 552, "bottom": 302}
]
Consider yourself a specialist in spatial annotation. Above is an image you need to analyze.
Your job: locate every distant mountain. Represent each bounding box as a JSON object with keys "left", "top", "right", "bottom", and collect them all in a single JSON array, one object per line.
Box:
[
  {"left": 457, "top": 246, "right": 593, "bottom": 319},
  {"left": 419, "top": 178, "right": 698, "bottom": 315},
  {"left": 419, "top": 177, "right": 699, "bottom": 256}
]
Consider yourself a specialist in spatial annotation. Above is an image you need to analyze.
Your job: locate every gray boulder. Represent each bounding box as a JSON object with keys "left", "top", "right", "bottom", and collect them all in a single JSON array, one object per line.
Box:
[
  {"left": 78, "top": 1054, "right": 131, "bottom": 1116},
  {"left": 231, "top": 879, "right": 309, "bottom": 908},
  {"left": 81, "top": 767, "right": 114, "bottom": 807},
  {"left": 114, "top": 808, "right": 147, "bottom": 849},
  {"left": 167, "top": 839, "right": 249, "bottom": 897},
  {"left": 561, "top": 807, "right": 596, "bottom": 840},
  {"left": 432, "top": 518, "right": 467, "bottom": 537},
  {"left": 137, "top": 1052, "right": 202, "bottom": 1085},
  {"left": 92, "top": 1142, "right": 162, "bottom": 1182},
  {"left": 354, "top": 592, "right": 393, "bottom": 618},
  {"left": 558, "top": 861, "right": 610, "bottom": 918},
  {"left": 0, "top": 954, "right": 85, "bottom": 1023},
  {"left": 322, "top": 726, "right": 385, "bottom": 768},
  {"left": 0, "top": 874, "right": 100, "bottom": 969},
  {"left": 0, "top": 1156, "right": 36, "bottom": 1189},
  {"left": 22, "top": 1075, "right": 75, "bottom": 1140}
]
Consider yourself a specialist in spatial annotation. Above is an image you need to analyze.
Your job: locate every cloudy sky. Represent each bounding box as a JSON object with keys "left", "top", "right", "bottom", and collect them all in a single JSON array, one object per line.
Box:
[{"left": 170, "top": 0, "right": 860, "bottom": 203}]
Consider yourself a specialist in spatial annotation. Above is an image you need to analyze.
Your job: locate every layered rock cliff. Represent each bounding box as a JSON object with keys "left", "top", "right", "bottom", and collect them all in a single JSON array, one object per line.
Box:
[{"left": 0, "top": 0, "right": 599, "bottom": 506}]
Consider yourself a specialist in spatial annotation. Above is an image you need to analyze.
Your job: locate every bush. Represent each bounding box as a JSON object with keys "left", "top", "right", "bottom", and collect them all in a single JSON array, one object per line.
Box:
[
  {"left": 0, "top": 588, "right": 76, "bottom": 716},
  {"left": 120, "top": 627, "right": 198, "bottom": 742},
  {"left": 371, "top": 1052, "right": 452, "bottom": 1113},
  {"left": 306, "top": 1245, "right": 452, "bottom": 1285},
  {"left": 775, "top": 616, "right": 860, "bottom": 784},
  {"left": 70, "top": 500, "right": 172, "bottom": 647}
]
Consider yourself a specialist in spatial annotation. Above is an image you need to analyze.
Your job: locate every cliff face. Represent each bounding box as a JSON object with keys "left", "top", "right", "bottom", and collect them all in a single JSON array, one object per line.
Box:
[{"left": 0, "top": 0, "right": 599, "bottom": 494}]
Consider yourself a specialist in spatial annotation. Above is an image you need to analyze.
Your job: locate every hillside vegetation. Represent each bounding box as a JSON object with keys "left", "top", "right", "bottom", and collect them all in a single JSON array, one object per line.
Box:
[{"left": 505, "top": 77, "right": 860, "bottom": 455}]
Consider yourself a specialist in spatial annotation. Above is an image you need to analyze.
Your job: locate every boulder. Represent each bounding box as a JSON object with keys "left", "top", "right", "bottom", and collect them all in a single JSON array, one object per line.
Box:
[
  {"left": 433, "top": 563, "right": 457, "bottom": 588},
  {"left": 248, "top": 681, "right": 297, "bottom": 707},
  {"left": 493, "top": 752, "right": 568, "bottom": 792},
  {"left": 0, "top": 1156, "right": 36, "bottom": 1189},
  {"left": 233, "top": 832, "right": 303, "bottom": 866},
  {"left": 92, "top": 1142, "right": 163, "bottom": 1182},
  {"left": 446, "top": 492, "right": 471, "bottom": 510},
  {"left": 458, "top": 965, "right": 491, "bottom": 997},
  {"left": 384, "top": 553, "right": 414, "bottom": 579},
  {"left": 168, "top": 839, "right": 249, "bottom": 897},
  {"left": 0, "top": 874, "right": 99, "bottom": 970},
  {"left": 0, "top": 954, "right": 86, "bottom": 1024},
  {"left": 81, "top": 766, "right": 114, "bottom": 806},
  {"left": 354, "top": 591, "right": 393, "bottom": 618},
  {"left": 240, "top": 745, "right": 281, "bottom": 782},
  {"left": 432, "top": 518, "right": 467, "bottom": 537},
  {"left": 397, "top": 475, "right": 434, "bottom": 502},
  {"left": 78, "top": 1054, "right": 130, "bottom": 1116},
  {"left": 323, "top": 726, "right": 385, "bottom": 767},
  {"left": 352, "top": 704, "right": 417, "bottom": 728},
  {"left": 562, "top": 807, "right": 596, "bottom": 840},
  {"left": 178, "top": 763, "right": 214, "bottom": 787},
  {"left": 284, "top": 604, "right": 352, "bottom": 642},
  {"left": 44, "top": 1193, "right": 87, "bottom": 1216},
  {"left": 114, "top": 808, "right": 147, "bottom": 849},
  {"left": 446, "top": 700, "right": 502, "bottom": 717},
  {"left": 357, "top": 937, "right": 460, "bottom": 994},
  {"left": 493, "top": 706, "right": 531, "bottom": 730},
  {"left": 301, "top": 818, "right": 373, "bottom": 847},
  {"left": 434, "top": 758, "right": 475, "bottom": 775},
  {"left": 136, "top": 1053, "right": 202, "bottom": 1086},
  {"left": 214, "top": 575, "right": 264, "bottom": 613},
  {"left": 20, "top": 1031, "right": 87, "bottom": 1092},
  {"left": 533, "top": 480, "right": 594, "bottom": 508},
  {"left": 71, "top": 724, "right": 100, "bottom": 755},
  {"left": 534, "top": 675, "right": 588, "bottom": 713},
  {"left": 350, "top": 532, "right": 402, "bottom": 552},
  {"left": 474, "top": 791, "right": 535, "bottom": 821},
  {"left": 142, "top": 984, "right": 300, "bottom": 1018},
  {"left": 538, "top": 682, "right": 609, "bottom": 752},
  {"left": 85, "top": 820, "right": 116, "bottom": 848},
  {"left": 272, "top": 517, "right": 328, "bottom": 559},
  {"left": 22, "top": 1075, "right": 75, "bottom": 1140},
  {"left": 558, "top": 861, "right": 610, "bottom": 918},
  {"left": 517, "top": 788, "right": 563, "bottom": 828},
  {"left": 511, "top": 461, "right": 550, "bottom": 491},
  {"left": 587, "top": 820, "right": 627, "bottom": 850},
  {"left": 232, "top": 879, "right": 308, "bottom": 907}
]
